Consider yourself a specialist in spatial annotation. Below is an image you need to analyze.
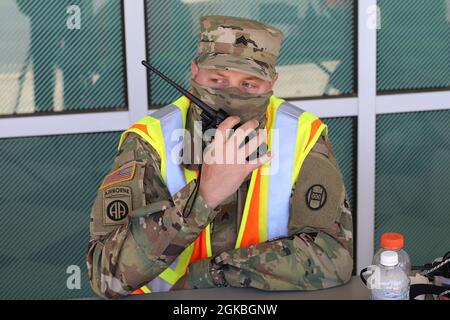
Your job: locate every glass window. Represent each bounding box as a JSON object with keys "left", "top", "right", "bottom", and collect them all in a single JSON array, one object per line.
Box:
[
  {"left": 376, "top": 110, "right": 450, "bottom": 265},
  {"left": 0, "top": 0, "right": 127, "bottom": 116},
  {"left": 323, "top": 116, "right": 356, "bottom": 210},
  {"left": 323, "top": 116, "right": 356, "bottom": 270},
  {"left": 0, "top": 132, "right": 121, "bottom": 299},
  {"left": 377, "top": 0, "right": 450, "bottom": 93},
  {"left": 146, "top": 0, "right": 356, "bottom": 107}
]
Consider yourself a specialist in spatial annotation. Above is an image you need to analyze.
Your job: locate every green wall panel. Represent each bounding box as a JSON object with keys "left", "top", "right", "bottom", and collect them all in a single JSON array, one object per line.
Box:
[
  {"left": 146, "top": 0, "right": 356, "bottom": 106},
  {"left": 377, "top": 0, "right": 450, "bottom": 92},
  {"left": 322, "top": 116, "right": 356, "bottom": 211},
  {"left": 376, "top": 110, "right": 450, "bottom": 266},
  {"left": 0, "top": 0, "right": 126, "bottom": 115},
  {"left": 0, "top": 132, "right": 121, "bottom": 299},
  {"left": 323, "top": 116, "right": 356, "bottom": 269}
]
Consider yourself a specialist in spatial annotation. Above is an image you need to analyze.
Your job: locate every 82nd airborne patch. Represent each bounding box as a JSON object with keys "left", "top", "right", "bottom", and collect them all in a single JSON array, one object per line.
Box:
[{"left": 103, "top": 186, "right": 132, "bottom": 226}]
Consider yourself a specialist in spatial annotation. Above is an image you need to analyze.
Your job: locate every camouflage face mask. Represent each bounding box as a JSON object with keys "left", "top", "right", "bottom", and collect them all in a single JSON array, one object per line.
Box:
[{"left": 190, "top": 80, "right": 272, "bottom": 125}]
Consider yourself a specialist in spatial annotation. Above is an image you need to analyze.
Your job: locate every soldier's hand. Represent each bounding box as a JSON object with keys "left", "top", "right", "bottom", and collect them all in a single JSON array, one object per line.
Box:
[{"left": 199, "top": 116, "right": 271, "bottom": 209}]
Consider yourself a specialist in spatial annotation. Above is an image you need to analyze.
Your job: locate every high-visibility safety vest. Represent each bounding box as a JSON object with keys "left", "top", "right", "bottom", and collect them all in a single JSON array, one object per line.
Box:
[{"left": 118, "top": 95, "right": 327, "bottom": 294}]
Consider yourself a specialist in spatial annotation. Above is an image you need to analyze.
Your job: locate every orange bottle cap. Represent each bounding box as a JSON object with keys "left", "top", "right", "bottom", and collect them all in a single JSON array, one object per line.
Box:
[{"left": 380, "top": 232, "right": 404, "bottom": 250}]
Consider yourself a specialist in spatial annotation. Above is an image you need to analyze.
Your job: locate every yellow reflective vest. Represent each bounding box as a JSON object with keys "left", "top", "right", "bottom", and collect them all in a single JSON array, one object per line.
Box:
[{"left": 118, "top": 95, "right": 327, "bottom": 294}]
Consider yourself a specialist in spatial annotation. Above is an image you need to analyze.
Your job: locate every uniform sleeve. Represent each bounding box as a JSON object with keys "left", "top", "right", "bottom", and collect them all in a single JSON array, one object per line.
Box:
[
  {"left": 185, "top": 133, "right": 354, "bottom": 291},
  {"left": 86, "top": 134, "right": 218, "bottom": 299}
]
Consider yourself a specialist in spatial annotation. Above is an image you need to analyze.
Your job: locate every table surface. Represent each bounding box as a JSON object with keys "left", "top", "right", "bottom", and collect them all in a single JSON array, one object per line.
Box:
[{"left": 125, "top": 276, "right": 370, "bottom": 300}]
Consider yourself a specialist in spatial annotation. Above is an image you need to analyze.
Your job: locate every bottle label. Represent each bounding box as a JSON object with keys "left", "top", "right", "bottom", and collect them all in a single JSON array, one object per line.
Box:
[{"left": 371, "top": 288, "right": 409, "bottom": 300}]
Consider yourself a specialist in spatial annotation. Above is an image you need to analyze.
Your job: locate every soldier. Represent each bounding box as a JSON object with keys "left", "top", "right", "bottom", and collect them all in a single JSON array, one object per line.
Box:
[{"left": 87, "top": 16, "right": 353, "bottom": 299}]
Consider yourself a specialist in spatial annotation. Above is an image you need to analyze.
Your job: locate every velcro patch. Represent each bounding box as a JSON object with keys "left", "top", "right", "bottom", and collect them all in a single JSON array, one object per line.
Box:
[
  {"left": 103, "top": 186, "right": 132, "bottom": 226},
  {"left": 100, "top": 162, "right": 136, "bottom": 190}
]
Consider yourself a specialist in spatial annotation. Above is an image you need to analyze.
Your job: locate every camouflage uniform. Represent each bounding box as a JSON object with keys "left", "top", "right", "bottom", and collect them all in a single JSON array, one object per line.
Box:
[{"left": 86, "top": 16, "right": 353, "bottom": 299}]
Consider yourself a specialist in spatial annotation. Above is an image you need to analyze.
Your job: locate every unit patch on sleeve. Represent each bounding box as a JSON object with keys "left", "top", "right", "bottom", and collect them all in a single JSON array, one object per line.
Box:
[
  {"left": 103, "top": 186, "right": 132, "bottom": 226},
  {"left": 306, "top": 184, "right": 327, "bottom": 210}
]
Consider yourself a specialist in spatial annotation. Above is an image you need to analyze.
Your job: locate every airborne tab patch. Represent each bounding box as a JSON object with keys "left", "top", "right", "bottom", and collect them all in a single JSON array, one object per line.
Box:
[
  {"left": 103, "top": 186, "right": 132, "bottom": 226},
  {"left": 100, "top": 162, "right": 136, "bottom": 190}
]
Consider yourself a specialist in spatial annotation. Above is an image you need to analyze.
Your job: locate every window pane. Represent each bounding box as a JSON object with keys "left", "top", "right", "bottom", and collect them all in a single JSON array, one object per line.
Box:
[
  {"left": 0, "top": 132, "right": 120, "bottom": 299},
  {"left": 377, "top": 0, "right": 450, "bottom": 92},
  {"left": 0, "top": 0, "right": 126, "bottom": 115},
  {"left": 323, "top": 116, "right": 356, "bottom": 270},
  {"left": 146, "top": 0, "right": 356, "bottom": 106},
  {"left": 376, "top": 110, "right": 450, "bottom": 265},
  {"left": 323, "top": 116, "right": 356, "bottom": 210}
]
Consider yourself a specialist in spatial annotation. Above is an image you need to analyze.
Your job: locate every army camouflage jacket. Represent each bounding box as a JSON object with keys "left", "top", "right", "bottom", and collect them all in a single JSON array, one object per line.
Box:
[{"left": 87, "top": 123, "right": 353, "bottom": 299}]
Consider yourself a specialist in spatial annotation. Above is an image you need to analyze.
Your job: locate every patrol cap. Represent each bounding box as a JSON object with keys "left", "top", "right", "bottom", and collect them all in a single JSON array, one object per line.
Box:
[{"left": 197, "top": 16, "right": 284, "bottom": 81}]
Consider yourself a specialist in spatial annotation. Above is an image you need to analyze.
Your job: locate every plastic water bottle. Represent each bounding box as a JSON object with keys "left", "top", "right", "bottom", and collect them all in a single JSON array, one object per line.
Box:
[
  {"left": 373, "top": 232, "right": 411, "bottom": 275},
  {"left": 370, "top": 251, "right": 410, "bottom": 300}
]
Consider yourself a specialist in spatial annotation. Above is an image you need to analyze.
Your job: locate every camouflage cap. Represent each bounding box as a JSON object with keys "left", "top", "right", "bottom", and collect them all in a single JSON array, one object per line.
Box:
[{"left": 197, "top": 16, "right": 284, "bottom": 81}]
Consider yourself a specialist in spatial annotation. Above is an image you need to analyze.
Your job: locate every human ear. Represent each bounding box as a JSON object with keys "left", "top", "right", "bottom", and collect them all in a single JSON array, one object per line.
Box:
[
  {"left": 271, "top": 73, "right": 279, "bottom": 87},
  {"left": 191, "top": 61, "right": 199, "bottom": 79}
]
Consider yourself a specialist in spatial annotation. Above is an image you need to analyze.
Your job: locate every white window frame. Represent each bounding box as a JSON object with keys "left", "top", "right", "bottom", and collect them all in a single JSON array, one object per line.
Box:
[{"left": 0, "top": 0, "right": 449, "bottom": 272}]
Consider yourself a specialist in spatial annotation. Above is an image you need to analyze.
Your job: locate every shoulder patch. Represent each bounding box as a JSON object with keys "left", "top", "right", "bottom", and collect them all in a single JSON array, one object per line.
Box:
[
  {"left": 290, "top": 152, "right": 343, "bottom": 232},
  {"left": 100, "top": 162, "right": 136, "bottom": 190},
  {"left": 306, "top": 184, "right": 327, "bottom": 210},
  {"left": 103, "top": 186, "right": 132, "bottom": 225}
]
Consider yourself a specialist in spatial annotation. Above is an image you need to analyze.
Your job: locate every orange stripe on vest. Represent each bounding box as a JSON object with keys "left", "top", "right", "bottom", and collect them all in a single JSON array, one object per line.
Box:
[
  {"left": 239, "top": 168, "right": 262, "bottom": 248},
  {"left": 189, "top": 228, "right": 210, "bottom": 264},
  {"left": 305, "top": 119, "right": 322, "bottom": 150},
  {"left": 131, "top": 123, "right": 153, "bottom": 143},
  {"left": 131, "top": 288, "right": 144, "bottom": 295}
]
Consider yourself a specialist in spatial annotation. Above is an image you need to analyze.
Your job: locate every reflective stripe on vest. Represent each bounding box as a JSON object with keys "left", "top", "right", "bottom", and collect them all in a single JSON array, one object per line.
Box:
[
  {"left": 235, "top": 96, "right": 327, "bottom": 248},
  {"left": 118, "top": 95, "right": 327, "bottom": 294}
]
